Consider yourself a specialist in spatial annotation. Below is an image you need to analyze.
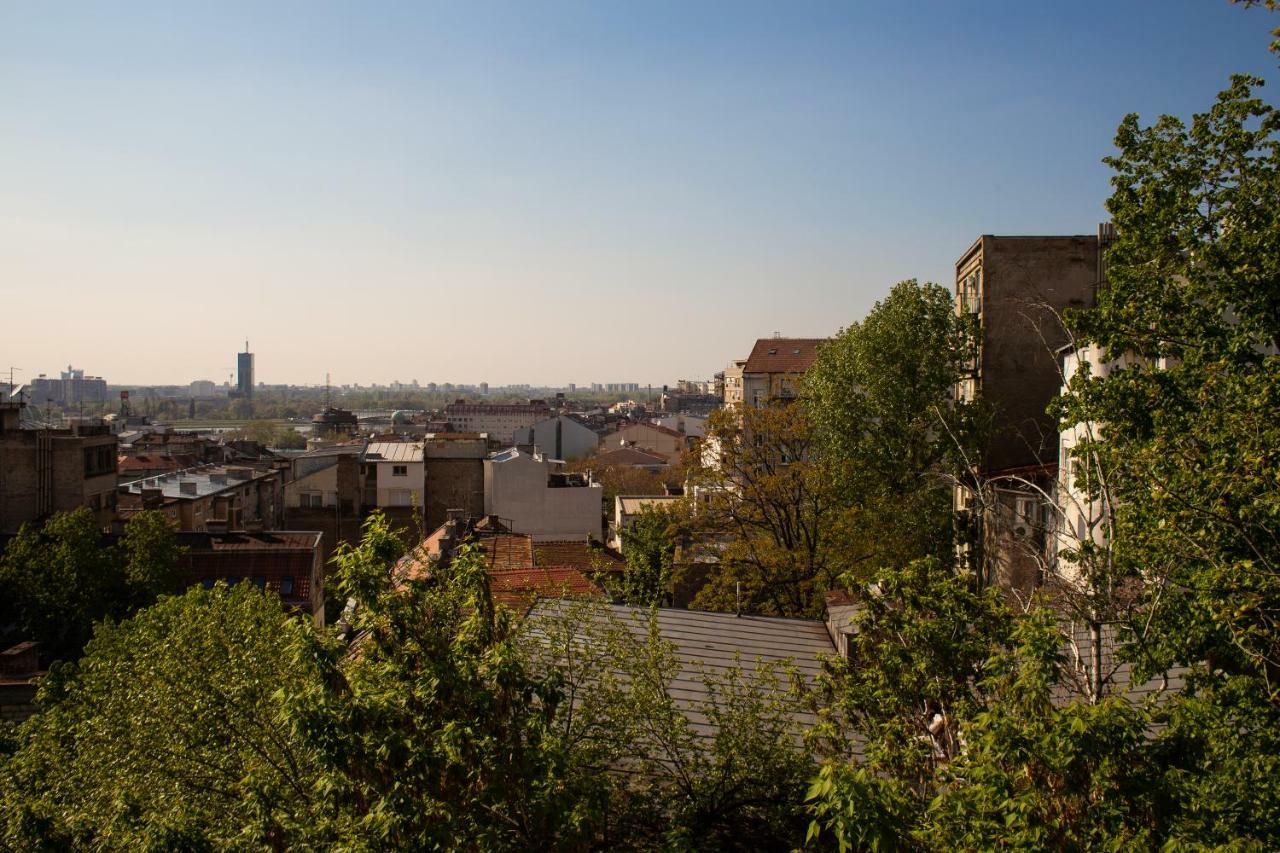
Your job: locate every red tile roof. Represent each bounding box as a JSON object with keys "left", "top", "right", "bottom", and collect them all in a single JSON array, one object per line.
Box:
[
  {"left": 534, "top": 540, "right": 626, "bottom": 573},
  {"left": 489, "top": 567, "right": 602, "bottom": 609},
  {"left": 117, "top": 453, "right": 198, "bottom": 472},
  {"left": 742, "top": 338, "right": 823, "bottom": 374}
]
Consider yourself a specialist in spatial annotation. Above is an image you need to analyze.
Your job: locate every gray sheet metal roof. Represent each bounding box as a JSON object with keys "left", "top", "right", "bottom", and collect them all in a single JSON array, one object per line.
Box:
[
  {"left": 364, "top": 441, "right": 423, "bottom": 463},
  {"left": 526, "top": 600, "right": 834, "bottom": 741},
  {"left": 617, "top": 495, "right": 681, "bottom": 515}
]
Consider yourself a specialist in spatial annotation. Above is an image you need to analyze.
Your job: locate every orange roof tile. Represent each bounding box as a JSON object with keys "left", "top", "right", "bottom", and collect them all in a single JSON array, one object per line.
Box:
[
  {"left": 534, "top": 541, "right": 626, "bottom": 573},
  {"left": 742, "top": 338, "right": 823, "bottom": 374},
  {"left": 490, "top": 567, "right": 602, "bottom": 609}
]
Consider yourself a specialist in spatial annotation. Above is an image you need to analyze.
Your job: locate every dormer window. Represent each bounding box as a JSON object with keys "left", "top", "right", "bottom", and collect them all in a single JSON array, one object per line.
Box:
[{"left": 768, "top": 348, "right": 777, "bottom": 355}]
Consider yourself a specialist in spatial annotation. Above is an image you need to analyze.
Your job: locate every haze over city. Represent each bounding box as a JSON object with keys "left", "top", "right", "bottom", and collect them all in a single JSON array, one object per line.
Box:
[{"left": 2, "top": 1, "right": 1273, "bottom": 385}]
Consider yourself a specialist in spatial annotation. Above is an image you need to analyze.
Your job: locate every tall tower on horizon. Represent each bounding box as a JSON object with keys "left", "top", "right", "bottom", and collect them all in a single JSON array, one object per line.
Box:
[{"left": 237, "top": 339, "right": 255, "bottom": 399}]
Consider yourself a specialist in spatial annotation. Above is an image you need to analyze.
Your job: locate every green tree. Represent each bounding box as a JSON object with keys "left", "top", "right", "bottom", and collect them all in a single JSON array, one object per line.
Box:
[
  {"left": 531, "top": 599, "right": 814, "bottom": 850},
  {"left": 618, "top": 503, "right": 683, "bottom": 606},
  {"left": 1053, "top": 74, "right": 1280, "bottom": 845},
  {"left": 0, "top": 508, "right": 119, "bottom": 658},
  {"left": 689, "top": 403, "right": 846, "bottom": 617},
  {"left": 0, "top": 508, "right": 185, "bottom": 659},
  {"left": 0, "top": 582, "right": 321, "bottom": 849},
  {"left": 804, "top": 279, "right": 983, "bottom": 574},
  {"left": 119, "top": 509, "right": 186, "bottom": 610},
  {"left": 806, "top": 558, "right": 1013, "bottom": 848},
  {"left": 285, "top": 512, "right": 604, "bottom": 849}
]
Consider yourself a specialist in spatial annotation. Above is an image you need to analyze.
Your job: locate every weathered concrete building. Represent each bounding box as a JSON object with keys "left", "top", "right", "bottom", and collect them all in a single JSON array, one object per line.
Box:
[
  {"left": 0, "top": 402, "right": 118, "bottom": 533},
  {"left": 483, "top": 448, "right": 602, "bottom": 542},
  {"left": 422, "top": 433, "right": 489, "bottom": 532},
  {"left": 608, "top": 422, "right": 687, "bottom": 462},
  {"left": 514, "top": 415, "right": 599, "bottom": 462},
  {"left": 118, "top": 463, "right": 284, "bottom": 532},
  {"left": 953, "top": 234, "right": 1101, "bottom": 591},
  {"left": 179, "top": 530, "right": 325, "bottom": 624},
  {"left": 283, "top": 446, "right": 365, "bottom": 565},
  {"left": 362, "top": 442, "right": 424, "bottom": 509}
]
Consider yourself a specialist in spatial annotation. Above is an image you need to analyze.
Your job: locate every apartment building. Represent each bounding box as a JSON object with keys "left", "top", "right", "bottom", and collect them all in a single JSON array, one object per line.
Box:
[
  {"left": 483, "top": 448, "right": 602, "bottom": 541},
  {"left": 362, "top": 442, "right": 424, "bottom": 508},
  {"left": 179, "top": 530, "right": 326, "bottom": 624},
  {"left": 953, "top": 233, "right": 1100, "bottom": 590},
  {"left": 610, "top": 422, "right": 686, "bottom": 461},
  {"left": 423, "top": 433, "right": 489, "bottom": 532},
  {"left": 117, "top": 463, "right": 284, "bottom": 532},
  {"left": 724, "top": 338, "right": 823, "bottom": 410},
  {"left": 443, "top": 400, "right": 552, "bottom": 445},
  {"left": 0, "top": 402, "right": 119, "bottom": 532},
  {"left": 515, "top": 415, "right": 599, "bottom": 462}
]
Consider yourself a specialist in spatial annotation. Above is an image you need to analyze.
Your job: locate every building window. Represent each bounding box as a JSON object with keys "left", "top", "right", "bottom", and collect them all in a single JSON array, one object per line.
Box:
[
  {"left": 392, "top": 465, "right": 408, "bottom": 477},
  {"left": 280, "top": 576, "right": 294, "bottom": 596},
  {"left": 1015, "top": 497, "right": 1036, "bottom": 523},
  {"left": 252, "top": 576, "right": 266, "bottom": 590}
]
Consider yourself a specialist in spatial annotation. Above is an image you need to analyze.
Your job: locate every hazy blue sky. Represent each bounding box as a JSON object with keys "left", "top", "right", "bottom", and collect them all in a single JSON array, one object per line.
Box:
[{"left": 2, "top": 2, "right": 1275, "bottom": 387}]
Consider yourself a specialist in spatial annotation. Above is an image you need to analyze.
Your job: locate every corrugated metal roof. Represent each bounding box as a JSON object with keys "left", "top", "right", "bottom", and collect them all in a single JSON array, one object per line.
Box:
[
  {"left": 594, "top": 447, "right": 669, "bottom": 466},
  {"left": 617, "top": 495, "right": 680, "bottom": 515},
  {"left": 525, "top": 601, "right": 833, "bottom": 740},
  {"left": 364, "top": 442, "right": 423, "bottom": 463}
]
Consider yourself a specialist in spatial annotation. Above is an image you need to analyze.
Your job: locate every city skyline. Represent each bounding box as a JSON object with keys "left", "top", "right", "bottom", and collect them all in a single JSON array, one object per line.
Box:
[{"left": 3, "top": 2, "right": 1275, "bottom": 385}]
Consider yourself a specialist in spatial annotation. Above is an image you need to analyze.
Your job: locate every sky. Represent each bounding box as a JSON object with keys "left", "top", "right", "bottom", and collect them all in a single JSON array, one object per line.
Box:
[{"left": 1, "top": 2, "right": 1276, "bottom": 388}]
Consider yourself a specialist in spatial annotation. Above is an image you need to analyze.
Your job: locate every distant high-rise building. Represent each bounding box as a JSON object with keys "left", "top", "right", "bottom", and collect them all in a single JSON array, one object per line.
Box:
[
  {"left": 236, "top": 341, "right": 254, "bottom": 399},
  {"left": 28, "top": 366, "right": 109, "bottom": 405},
  {"left": 479, "top": 382, "right": 489, "bottom": 395}
]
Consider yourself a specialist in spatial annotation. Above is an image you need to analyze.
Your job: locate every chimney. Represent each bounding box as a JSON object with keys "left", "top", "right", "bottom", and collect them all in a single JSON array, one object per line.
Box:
[{"left": 141, "top": 487, "right": 164, "bottom": 509}]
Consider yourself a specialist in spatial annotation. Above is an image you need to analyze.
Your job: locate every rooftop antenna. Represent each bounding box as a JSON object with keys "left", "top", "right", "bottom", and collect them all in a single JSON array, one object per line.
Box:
[
  {"left": 325, "top": 372, "right": 331, "bottom": 410},
  {"left": 3, "top": 367, "right": 20, "bottom": 400},
  {"left": 245, "top": 338, "right": 250, "bottom": 353}
]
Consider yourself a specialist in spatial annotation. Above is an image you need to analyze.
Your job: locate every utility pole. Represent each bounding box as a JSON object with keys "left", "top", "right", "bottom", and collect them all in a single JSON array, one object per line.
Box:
[{"left": 3, "top": 366, "right": 20, "bottom": 401}]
